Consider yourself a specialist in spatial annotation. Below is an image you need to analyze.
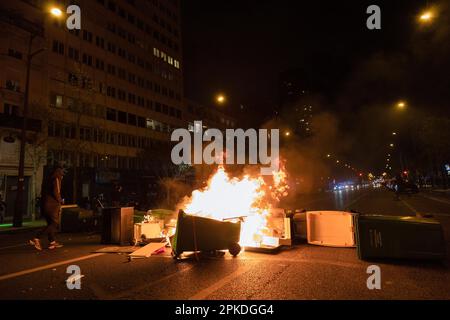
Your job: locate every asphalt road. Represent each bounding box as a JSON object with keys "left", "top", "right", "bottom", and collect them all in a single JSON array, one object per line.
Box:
[{"left": 0, "top": 187, "right": 449, "bottom": 300}]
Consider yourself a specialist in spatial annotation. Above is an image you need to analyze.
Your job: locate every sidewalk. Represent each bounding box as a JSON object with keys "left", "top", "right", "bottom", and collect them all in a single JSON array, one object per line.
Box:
[{"left": 0, "top": 220, "right": 46, "bottom": 235}]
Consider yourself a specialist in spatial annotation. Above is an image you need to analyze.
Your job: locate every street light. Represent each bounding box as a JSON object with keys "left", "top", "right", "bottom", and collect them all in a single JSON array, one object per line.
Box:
[
  {"left": 419, "top": 10, "right": 435, "bottom": 23},
  {"left": 216, "top": 94, "right": 226, "bottom": 104},
  {"left": 284, "top": 131, "right": 291, "bottom": 137},
  {"left": 50, "top": 7, "right": 63, "bottom": 17},
  {"left": 390, "top": 143, "right": 394, "bottom": 147},
  {"left": 12, "top": 9, "right": 64, "bottom": 227},
  {"left": 396, "top": 101, "right": 406, "bottom": 109}
]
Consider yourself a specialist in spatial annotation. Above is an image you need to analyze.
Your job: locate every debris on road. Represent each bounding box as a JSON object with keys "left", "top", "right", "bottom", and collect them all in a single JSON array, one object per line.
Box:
[
  {"left": 94, "top": 246, "right": 137, "bottom": 254},
  {"left": 128, "top": 242, "right": 166, "bottom": 260},
  {"left": 306, "top": 211, "right": 356, "bottom": 247}
]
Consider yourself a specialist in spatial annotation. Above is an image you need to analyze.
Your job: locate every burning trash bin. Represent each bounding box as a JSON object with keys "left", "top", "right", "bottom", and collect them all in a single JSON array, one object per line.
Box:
[{"left": 171, "top": 210, "right": 242, "bottom": 259}]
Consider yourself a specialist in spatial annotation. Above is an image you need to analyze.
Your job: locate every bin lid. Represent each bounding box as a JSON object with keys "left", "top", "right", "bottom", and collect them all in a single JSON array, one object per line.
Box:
[{"left": 306, "top": 211, "right": 356, "bottom": 247}]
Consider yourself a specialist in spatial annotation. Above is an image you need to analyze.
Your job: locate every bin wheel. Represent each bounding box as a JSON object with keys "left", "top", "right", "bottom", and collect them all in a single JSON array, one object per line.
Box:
[
  {"left": 228, "top": 243, "right": 241, "bottom": 257},
  {"left": 171, "top": 250, "right": 180, "bottom": 260}
]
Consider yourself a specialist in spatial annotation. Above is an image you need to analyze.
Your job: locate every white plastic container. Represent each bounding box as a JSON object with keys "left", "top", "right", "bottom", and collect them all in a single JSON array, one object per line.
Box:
[
  {"left": 134, "top": 222, "right": 161, "bottom": 242},
  {"left": 306, "top": 211, "right": 355, "bottom": 247}
]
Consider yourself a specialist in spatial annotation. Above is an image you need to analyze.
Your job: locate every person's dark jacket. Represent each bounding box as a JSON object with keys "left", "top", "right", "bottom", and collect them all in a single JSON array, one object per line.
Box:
[{"left": 42, "top": 170, "right": 64, "bottom": 217}]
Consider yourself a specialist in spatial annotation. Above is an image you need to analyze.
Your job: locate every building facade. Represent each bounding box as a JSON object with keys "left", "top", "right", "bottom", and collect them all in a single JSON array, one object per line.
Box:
[
  {"left": 0, "top": 0, "right": 238, "bottom": 220},
  {"left": 278, "top": 68, "right": 316, "bottom": 138},
  {"left": 184, "top": 98, "right": 237, "bottom": 132},
  {"left": 0, "top": 0, "right": 185, "bottom": 219}
]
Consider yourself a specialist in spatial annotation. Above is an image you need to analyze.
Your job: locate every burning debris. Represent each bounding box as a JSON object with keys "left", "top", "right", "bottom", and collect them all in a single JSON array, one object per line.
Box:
[{"left": 175, "top": 164, "right": 290, "bottom": 252}]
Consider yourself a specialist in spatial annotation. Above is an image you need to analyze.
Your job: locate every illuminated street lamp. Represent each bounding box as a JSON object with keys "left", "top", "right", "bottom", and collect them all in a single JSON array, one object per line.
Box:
[
  {"left": 396, "top": 101, "right": 406, "bottom": 109},
  {"left": 389, "top": 143, "right": 395, "bottom": 148},
  {"left": 13, "top": 8, "right": 64, "bottom": 227},
  {"left": 50, "top": 7, "right": 63, "bottom": 17},
  {"left": 285, "top": 131, "right": 291, "bottom": 137},
  {"left": 392, "top": 132, "right": 397, "bottom": 136},
  {"left": 216, "top": 94, "right": 226, "bottom": 104},
  {"left": 419, "top": 10, "right": 435, "bottom": 23}
]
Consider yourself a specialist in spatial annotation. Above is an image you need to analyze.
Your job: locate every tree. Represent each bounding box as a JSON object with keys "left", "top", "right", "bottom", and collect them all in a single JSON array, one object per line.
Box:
[
  {"left": 417, "top": 116, "right": 450, "bottom": 187},
  {"left": 46, "top": 63, "right": 98, "bottom": 203},
  {"left": 137, "top": 142, "right": 193, "bottom": 208}
]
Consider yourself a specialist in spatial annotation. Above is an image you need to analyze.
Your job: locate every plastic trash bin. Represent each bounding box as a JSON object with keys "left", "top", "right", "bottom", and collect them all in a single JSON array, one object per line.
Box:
[
  {"left": 171, "top": 210, "right": 241, "bottom": 259},
  {"left": 101, "top": 207, "right": 134, "bottom": 245},
  {"left": 354, "top": 214, "right": 447, "bottom": 261},
  {"left": 306, "top": 211, "right": 356, "bottom": 247},
  {"left": 60, "top": 207, "right": 80, "bottom": 232}
]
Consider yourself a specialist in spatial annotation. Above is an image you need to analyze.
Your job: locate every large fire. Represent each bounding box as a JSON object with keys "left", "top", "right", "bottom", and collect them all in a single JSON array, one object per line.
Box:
[{"left": 177, "top": 164, "right": 289, "bottom": 247}]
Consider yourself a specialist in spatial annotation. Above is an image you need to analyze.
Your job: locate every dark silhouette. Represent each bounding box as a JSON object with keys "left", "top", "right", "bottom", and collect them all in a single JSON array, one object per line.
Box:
[
  {"left": 0, "top": 193, "right": 6, "bottom": 224},
  {"left": 30, "top": 167, "right": 65, "bottom": 250},
  {"left": 111, "top": 181, "right": 123, "bottom": 207}
]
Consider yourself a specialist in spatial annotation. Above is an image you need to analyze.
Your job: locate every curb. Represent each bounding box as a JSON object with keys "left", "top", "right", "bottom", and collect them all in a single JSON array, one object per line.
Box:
[{"left": 0, "top": 225, "right": 45, "bottom": 236}]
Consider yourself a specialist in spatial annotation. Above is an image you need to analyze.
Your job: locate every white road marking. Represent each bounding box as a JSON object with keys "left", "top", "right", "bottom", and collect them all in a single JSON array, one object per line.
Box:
[
  {"left": 420, "top": 194, "right": 450, "bottom": 206},
  {"left": 400, "top": 199, "right": 420, "bottom": 215},
  {"left": 400, "top": 198, "right": 450, "bottom": 217},
  {"left": 0, "top": 253, "right": 105, "bottom": 282},
  {"left": 344, "top": 192, "right": 369, "bottom": 210}
]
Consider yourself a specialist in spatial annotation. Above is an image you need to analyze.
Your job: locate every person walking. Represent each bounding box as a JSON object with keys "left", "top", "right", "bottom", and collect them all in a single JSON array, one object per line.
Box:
[{"left": 29, "top": 167, "right": 65, "bottom": 250}]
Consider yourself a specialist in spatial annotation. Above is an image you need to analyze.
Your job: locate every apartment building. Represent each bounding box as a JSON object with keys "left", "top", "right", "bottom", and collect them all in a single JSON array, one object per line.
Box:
[{"left": 0, "top": 0, "right": 185, "bottom": 218}]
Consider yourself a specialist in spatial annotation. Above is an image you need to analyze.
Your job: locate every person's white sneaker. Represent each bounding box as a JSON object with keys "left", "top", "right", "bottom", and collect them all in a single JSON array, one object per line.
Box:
[
  {"left": 29, "top": 238, "right": 42, "bottom": 251},
  {"left": 48, "top": 241, "right": 63, "bottom": 250}
]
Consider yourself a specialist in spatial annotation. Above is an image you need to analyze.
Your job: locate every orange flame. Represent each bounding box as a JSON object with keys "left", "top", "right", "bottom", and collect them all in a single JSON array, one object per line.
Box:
[{"left": 178, "top": 163, "right": 289, "bottom": 247}]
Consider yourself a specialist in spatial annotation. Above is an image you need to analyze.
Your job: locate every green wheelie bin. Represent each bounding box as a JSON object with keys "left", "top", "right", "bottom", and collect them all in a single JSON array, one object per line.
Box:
[
  {"left": 171, "top": 210, "right": 242, "bottom": 259},
  {"left": 354, "top": 214, "right": 447, "bottom": 261}
]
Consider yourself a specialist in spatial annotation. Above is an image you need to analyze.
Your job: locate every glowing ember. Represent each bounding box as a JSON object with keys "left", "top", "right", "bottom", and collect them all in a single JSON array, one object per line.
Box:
[{"left": 177, "top": 164, "right": 288, "bottom": 247}]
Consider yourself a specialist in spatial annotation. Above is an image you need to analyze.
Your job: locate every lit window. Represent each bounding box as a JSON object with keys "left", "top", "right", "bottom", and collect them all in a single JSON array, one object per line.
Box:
[
  {"left": 146, "top": 118, "right": 154, "bottom": 129},
  {"left": 153, "top": 47, "right": 160, "bottom": 57},
  {"left": 50, "top": 93, "right": 63, "bottom": 108}
]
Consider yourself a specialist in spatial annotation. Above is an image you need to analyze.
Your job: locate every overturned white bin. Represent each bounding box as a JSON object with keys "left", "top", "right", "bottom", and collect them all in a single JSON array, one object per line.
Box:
[{"left": 306, "top": 211, "right": 355, "bottom": 247}]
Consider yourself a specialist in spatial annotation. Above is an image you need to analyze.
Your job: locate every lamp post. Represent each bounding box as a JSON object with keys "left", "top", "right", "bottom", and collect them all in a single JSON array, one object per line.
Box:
[
  {"left": 12, "top": 7, "right": 63, "bottom": 227},
  {"left": 12, "top": 34, "right": 46, "bottom": 227}
]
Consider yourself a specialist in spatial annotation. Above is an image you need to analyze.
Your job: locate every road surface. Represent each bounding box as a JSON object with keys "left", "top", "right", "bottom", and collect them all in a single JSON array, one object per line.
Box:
[{"left": 0, "top": 188, "right": 449, "bottom": 300}]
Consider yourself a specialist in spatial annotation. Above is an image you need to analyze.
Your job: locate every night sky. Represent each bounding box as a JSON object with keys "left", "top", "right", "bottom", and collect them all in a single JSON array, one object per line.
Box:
[
  {"left": 181, "top": 0, "right": 448, "bottom": 121},
  {"left": 181, "top": 0, "right": 450, "bottom": 173}
]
